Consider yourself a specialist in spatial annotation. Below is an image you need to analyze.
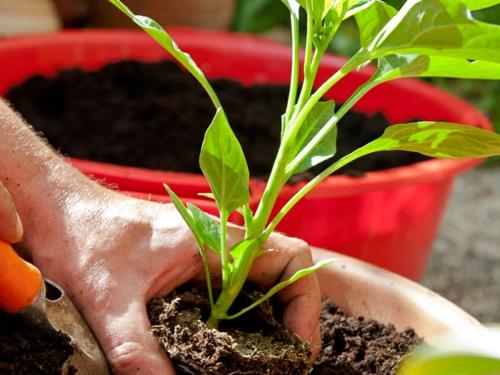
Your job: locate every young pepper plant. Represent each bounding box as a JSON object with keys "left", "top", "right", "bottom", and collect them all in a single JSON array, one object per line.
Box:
[{"left": 108, "top": 0, "right": 500, "bottom": 329}]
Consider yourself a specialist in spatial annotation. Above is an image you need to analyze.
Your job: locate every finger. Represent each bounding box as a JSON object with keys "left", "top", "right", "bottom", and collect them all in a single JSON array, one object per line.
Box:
[
  {"left": 276, "top": 247, "right": 322, "bottom": 360},
  {"left": 0, "top": 182, "right": 23, "bottom": 243},
  {"left": 248, "top": 235, "right": 322, "bottom": 356},
  {"left": 88, "top": 298, "right": 176, "bottom": 375},
  {"left": 309, "top": 322, "right": 321, "bottom": 362}
]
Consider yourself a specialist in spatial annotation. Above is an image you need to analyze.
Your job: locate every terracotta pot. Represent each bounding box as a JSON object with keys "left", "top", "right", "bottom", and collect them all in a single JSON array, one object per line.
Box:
[
  {"left": 0, "top": 30, "right": 493, "bottom": 281},
  {"left": 313, "top": 247, "right": 483, "bottom": 343},
  {"left": 90, "top": 0, "right": 236, "bottom": 30}
]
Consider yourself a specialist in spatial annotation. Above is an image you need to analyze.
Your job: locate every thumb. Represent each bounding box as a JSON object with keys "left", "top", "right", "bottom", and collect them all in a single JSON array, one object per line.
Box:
[{"left": 89, "top": 298, "right": 175, "bottom": 375}]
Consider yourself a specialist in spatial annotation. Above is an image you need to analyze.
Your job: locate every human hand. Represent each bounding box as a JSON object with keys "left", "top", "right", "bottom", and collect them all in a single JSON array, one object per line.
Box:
[
  {"left": 0, "top": 181, "right": 23, "bottom": 243},
  {"left": 21, "top": 187, "right": 321, "bottom": 374}
]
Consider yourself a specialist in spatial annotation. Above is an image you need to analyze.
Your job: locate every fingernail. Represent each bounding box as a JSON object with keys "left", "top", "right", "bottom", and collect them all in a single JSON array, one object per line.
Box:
[{"left": 15, "top": 213, "right": 23, "bottom": 241}]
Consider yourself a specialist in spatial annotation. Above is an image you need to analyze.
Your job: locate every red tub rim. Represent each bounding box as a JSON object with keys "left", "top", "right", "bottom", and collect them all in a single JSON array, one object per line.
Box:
[{"left": 0, "top": 29, "right": 493, "bottom": 198}]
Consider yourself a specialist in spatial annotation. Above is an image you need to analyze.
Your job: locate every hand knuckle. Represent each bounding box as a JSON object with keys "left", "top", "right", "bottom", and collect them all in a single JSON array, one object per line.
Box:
[{"left": 107, "top": 342, "right": 149, "bottom": 374}]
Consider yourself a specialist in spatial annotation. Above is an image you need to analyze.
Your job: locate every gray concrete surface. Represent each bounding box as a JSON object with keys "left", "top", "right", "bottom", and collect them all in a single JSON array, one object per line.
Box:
[{"left": 421, "top": 167, "right": 500, "bottom": 323}]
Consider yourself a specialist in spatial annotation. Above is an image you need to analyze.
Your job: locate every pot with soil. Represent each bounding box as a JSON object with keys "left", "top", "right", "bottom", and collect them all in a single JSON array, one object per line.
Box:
[
  {"left": 0, "top": 29, "right": 493, "bottom": 280},
  {"left": 144, "top": 247, "right": 484, "bottom": 374}
]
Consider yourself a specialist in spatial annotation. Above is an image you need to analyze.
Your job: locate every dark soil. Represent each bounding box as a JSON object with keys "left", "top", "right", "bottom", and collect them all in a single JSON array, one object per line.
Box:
[
  {"left": 148, "top": 288, "right": 421, "bottom": 375},
  {"left": 0, "top": 311, "right": 75, "bottom": 374},
  {"left": 311, "top": 302, "right": 422, "bottom": 375},
  {"left": 6, "top": 60, "right": 428, "bottom": 179}
]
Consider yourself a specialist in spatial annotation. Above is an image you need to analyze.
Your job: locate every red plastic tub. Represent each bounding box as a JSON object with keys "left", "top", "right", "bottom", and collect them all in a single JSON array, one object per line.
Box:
[{"left": 0, "top": 30, "right": 492, "bottom": 280}]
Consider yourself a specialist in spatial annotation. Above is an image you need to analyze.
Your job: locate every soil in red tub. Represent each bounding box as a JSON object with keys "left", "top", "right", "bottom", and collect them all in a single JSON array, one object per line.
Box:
[{"left": 6, "top": 60, "right": 427, "bottom": 179}]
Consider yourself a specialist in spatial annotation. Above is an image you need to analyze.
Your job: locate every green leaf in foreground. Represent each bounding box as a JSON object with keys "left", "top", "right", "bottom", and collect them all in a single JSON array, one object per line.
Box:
[
  {"left": 187, "top": 204, "right": 222, "bottom": 254},
  {"left": 200, "top": 109, "right": 250, "bottom": 215},
  {"left": 107, "top": 0, "right": 222, "bottom": 109},
  {"left": 345, "top": 0, "right": 377, "bottom": 19},
  {"left": 164, "top": 184, "right": 215, "bottom": 306},
  {"left": 353, "top": 0, "right": 397, "bottom": 47},
  {"left": 355, "top": 122, "right": 500, "bottom": 159},
  {"left": 164, "top": 184, "right": 200, "bottom": 246},
  {"left": 460, "top": 0, "right": 500, "bottom": 11},
  {"left": 226, "top": 258, "right": 336, "bottom": 320},
  {"left": 369, "top": 0, "right": 500, "bottom": 64},
  {"left": 374, "top": 55, "right": 500, "bottom": 83},
  {"left": 398, "top": 329, "right": 500, "bottom": 375},
  {"left": 288, "top": 101, "right": 338, "bottom": 174}
]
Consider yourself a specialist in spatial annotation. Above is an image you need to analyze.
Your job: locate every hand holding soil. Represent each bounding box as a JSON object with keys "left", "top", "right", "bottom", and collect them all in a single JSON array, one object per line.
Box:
[{"left": 0, "top": 99, "right": 321, "bottom": 374}]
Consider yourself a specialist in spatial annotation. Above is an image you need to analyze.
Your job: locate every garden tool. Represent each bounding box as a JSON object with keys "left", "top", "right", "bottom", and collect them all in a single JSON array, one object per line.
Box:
[{"left": 0, "top": 240, "right": 109, "bottom": 374}]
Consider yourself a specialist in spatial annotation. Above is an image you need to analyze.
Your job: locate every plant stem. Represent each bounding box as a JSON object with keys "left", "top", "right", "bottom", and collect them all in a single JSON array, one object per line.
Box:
[
  {"left": 293, "top": 50, "right": 323, "bottom": 115},
  {"left": 208, "top": 21, "right": 371, "bottom": 332},
  {"left": 303, "top": 5, "right": 314, "bottom": 81},
  {"left": 249, "top": 142, "right": 290, "bottom": 237},
  {"left": 263, "top": 79, "right": 381, "bottom": 237},
  {"left": 220, "top": 212, "right": 230, "bottom": 289},
  {"left": 264, "top": 146, "right": 374, "bottom": 239},
  {"left": 285, "top": 14, "right": 300, "bottom": 124},
  {"left": 286, "top": 75, "right": 378, "bottom": 175},
  {"left": 200, "top": 247, "right": 215, "bottom": 309},
  {"left": 207, "top": 236, "right": 264, "bottom": 328}
]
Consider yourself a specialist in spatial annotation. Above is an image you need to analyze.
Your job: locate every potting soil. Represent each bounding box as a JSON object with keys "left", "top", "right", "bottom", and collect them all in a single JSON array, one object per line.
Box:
[
  {"left": 6, "top": 60, "right": 427, "bottom": 179},
  {"left": 0, "top": 311, "right": 75, "bottom": 374},
  {"left": 149, "top": 287, "right": 421, "bottom": 375},
  {"left": 312, "top": 302, "right": 421, "bottom": 375}
]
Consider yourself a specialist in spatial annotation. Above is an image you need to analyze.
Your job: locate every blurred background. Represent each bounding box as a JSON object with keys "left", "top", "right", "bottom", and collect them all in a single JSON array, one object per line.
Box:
[{"left": 1, "top": 0, "right": 499, "bottom": 323}]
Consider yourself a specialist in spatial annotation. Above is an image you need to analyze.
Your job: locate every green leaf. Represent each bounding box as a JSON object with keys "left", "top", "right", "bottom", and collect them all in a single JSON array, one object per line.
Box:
[
  {"left": 345, "top": 0, "right": 376, "bottom": 18},
  {"left": 187, "top": 203, "right": 222, "bottom": 254},
  {"left": 107, "top": 0, "right": 222, "bottom": 109},
  {"left": 461, "top": 0, "right": 500, "bottom": 11},
  {"left": 288, "top": 101, "right": 338, "bottom": 174},
  {"left": 400, "top": 355, "right": 500, "bottom": 375},
  {"left": 165, "top": 186, "right": 214, "bottom": 267},
  {"left": 313, "top": 7, "right": 342, "bottom": 50},
  {"left": 226, "top": 259, "right": 336, "bottom": 320},
  {"left": 374, "top": 54, "right": 500, "bottom": 82},
  {"left": 398, "top": 330, "right": 500, "bottom": 375},
  {"left": 199, "top": 109, "right": 250, "bottom": 215},
  {"left": 230, "top": 238, "right": 257, "bottom": 260},
  {"left": 355, "top": 122, "right": 500, "bottom": 159},
  {"left": 229, "top": 238, "right": 261, "bottom": 281},
  {"left": 370, "top": 0, "right": 500, "bottom": 64},
  {"left": 311, "top": 0, "right": 337, "bottom": 20},
  {"left": 354, "top": 0, "right": 397, "bottom": 47},
  {"left": 164, "top": 184, "right": 200, "bottom": 243},
  {"left": 164, "top": 184, "right": 216, "bottom": 308}
]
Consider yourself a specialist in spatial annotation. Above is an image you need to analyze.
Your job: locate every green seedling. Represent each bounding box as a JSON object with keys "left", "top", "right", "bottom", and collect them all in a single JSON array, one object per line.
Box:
[{"left": 108, "top": 0, "right": 500, "bottom": 329}]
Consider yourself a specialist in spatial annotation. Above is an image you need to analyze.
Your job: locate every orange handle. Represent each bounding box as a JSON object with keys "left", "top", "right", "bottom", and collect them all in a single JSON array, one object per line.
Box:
[{"left": 0, "top": 240, "right": 42, "bottom": 313}]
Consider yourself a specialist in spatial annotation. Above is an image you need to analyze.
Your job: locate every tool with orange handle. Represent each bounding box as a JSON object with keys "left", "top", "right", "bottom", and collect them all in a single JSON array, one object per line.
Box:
[
  {"left": 0, "top": 240, "right": 44, "bottom": 314},
  {"left": 0, "top": 239, "right": 109, "bottom": 374}
]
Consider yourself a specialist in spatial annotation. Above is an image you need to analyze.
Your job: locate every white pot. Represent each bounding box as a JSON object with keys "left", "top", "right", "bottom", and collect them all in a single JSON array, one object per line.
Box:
[{"left": 313, "top": 247, "right": 483, "bottom": 344}]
